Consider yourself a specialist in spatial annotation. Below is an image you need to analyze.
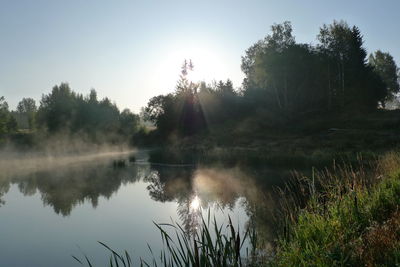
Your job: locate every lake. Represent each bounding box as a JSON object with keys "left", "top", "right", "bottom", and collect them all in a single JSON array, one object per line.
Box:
[{"left": 0, "top": 150, "right": 288, "bottom": 266}]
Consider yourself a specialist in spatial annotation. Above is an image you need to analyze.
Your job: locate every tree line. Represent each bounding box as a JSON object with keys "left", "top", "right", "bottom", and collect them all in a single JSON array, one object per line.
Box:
[
  {"left": 145, "top": 20, "right": 399, "bottom": 140},
  {"left": 0, "top": 83, "right": 140, "bottom": 144},
  {"left": 1, "top": 20, "right": 399, "bottom": 145}
]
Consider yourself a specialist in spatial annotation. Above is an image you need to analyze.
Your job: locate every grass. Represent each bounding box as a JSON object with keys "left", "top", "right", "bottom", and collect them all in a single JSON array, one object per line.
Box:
[
  {"left": 73, "top": 212, "right": 258, "bottom": 267},
  {"left": 271, "top": 152, "right": 400, "bottom": 266}
]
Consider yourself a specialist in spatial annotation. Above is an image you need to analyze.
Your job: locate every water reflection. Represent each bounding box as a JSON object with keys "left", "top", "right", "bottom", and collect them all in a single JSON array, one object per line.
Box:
[
  {"left": 0, "top": 156, "right": 148, "bottom": 215},
  {"left": 0, "top": 179, "right": 9, "bottom": 207},
  {"left": 0, "top": 152, "right": 292, "bottom": 243},
  {"left": 144, "top": 164, "right": 289, "bottom": 243},
  {"left": 190, "top": 195, "right": 201, "bottom": 211}
]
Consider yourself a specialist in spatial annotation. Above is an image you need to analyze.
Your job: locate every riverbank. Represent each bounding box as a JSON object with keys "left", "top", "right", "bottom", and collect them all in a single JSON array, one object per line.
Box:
[
  {"left": 144, "top": 110, "right": 400, "bottom": 168},
  {"left": 78, "top": 152, "right": 400, "bottom": 267},
  {"left": 271, "top": 152, "right": 400, "bottom": 266}
]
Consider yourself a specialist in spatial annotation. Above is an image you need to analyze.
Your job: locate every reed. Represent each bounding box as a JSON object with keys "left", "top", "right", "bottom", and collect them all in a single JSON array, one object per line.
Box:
[
  {"left": 272, "top": 152, "right": 400, "bottom": 266},
  {"left": 73, "top": 212, "right": 258, "bottom": 267}
]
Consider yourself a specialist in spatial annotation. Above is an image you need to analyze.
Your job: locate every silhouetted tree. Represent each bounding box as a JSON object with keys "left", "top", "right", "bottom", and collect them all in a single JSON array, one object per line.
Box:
[
  {"left": 37, "top": 83, "right": 139, "bottom": 142},
  {"left": 241, "top": 20, "right": 388, "bottom": 114},
  {"left": 143, "top": 21, "right": 397, "bottom": 141},
  {"left": 242, "top": 22, "right": 325, "bottom": 113},
  {"left": 317, "top": 21, "right": 385, "bottom": 109},
  {"left": 119, "top": 109, "right": 140, "bottom": 136},
  {"left": 145, "top": 94, "right": 177, "bottom": 137},
  {"left": 369, "top": 50, "right": 400, "bottom": 106},
  {"left": 145, "top": 60, "right": 207, "bottom": 138}
]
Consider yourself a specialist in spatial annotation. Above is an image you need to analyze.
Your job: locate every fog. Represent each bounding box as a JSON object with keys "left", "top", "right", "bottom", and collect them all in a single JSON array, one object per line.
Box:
[{"left": 0, "top": 134, "right": 136, "bottom": 179}]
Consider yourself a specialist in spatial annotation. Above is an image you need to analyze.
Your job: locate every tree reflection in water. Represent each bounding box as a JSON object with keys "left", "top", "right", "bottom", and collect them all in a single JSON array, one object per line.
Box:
[
  {"left": 0, "top": 159, "right": 147, "bottom": 215},
  {"left": 144, "top": 165, "right": 288, "bottom": 244},
  {"left": 0, "top": 154, "right": 292, "bottom": 245}
]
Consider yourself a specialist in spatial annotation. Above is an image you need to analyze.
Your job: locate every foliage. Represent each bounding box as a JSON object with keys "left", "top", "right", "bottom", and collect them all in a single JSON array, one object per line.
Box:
[
  {"left": 272, "top": 152, "right": 400, "bottom": 266},
  {"left": 144, "top": 20, "right": 399, "bottom": 143},
  {"left": 36, "top": 83, "right": 140, "bottom": 142},
  {"left": 0, "top": 96, "right": 18, "bottom": 137},
  {"left": 369, "top": 50, "right": 400, "bottom": 104},
  {"left": 242, "top": 20, "right": 388, "bottom": 113},
  {"left": 16, "top": 97, "right": 37, "bottom": 130},
  {"left": 0, "top": 84, "right": 140, "bottom": 147},
  {"left": 2, "top": 20, "right": 399, "bottom": 148},
  {"left": 145, "top": 60, "right": 212, "bottom": 139},
  {"left": 73, "top": 213, "right": 257, "bottom": 267}
]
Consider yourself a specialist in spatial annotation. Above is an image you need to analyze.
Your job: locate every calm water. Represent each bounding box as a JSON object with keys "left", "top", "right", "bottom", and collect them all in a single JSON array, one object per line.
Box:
[{"left": 0, "top": 150, "right": 286, "bottom": 266}]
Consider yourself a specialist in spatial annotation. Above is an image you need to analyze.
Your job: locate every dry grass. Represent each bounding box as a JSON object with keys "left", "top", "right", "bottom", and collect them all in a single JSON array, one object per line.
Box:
[
  {"left": 356, "top": 210, "right": 400, "bottom": 267},
  {"left": 272, "top": 152, "right": 400, "bottom": 266}
]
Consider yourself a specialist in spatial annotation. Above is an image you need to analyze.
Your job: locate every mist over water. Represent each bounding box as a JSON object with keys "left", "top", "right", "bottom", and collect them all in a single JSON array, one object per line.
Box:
[
  {"left": 0, "top": 149, "right": 135, "bottom": 179},
  {"left": 0, "top": 146, "right": 289, "bottom": 266},
  {"left": 0, "top": 133, "right": 137, "bottom": 179}
]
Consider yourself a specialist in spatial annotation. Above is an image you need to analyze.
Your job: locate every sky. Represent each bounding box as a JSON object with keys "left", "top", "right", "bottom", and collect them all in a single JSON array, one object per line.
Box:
[{"left": 1, "top": 0, "right": 399, "bottom": 112}]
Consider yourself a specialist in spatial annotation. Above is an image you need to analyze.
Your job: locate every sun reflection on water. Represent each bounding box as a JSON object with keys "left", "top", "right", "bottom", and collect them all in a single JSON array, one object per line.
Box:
[{"left": 190, "top": 195, "right": 201, "bottom": 211}]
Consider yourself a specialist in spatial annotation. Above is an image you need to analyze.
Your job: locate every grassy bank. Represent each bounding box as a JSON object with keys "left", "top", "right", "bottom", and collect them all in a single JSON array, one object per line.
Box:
[
  {"left": 272, "top": 152, "right": 400, "bottom": 266},
  {"left": 144, "top": 152, "right": 400, "bottom": 266},
  {"left": 74, "top": 152, "right": 400, "bottom": 266}
]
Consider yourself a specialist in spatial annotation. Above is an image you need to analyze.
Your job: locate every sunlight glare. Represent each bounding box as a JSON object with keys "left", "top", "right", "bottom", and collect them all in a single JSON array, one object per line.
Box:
[
  {"left": 190, "top": 195, "right": 201, "bottom": 211},
  {"left": 155, "top": 41, "right": 230, "bottom": 92}
]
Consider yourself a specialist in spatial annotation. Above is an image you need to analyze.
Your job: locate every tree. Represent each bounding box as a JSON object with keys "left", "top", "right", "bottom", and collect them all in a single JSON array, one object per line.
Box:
[
  {"left": 241, "top": 21, "right": 295, "bottom": 90},
  {"left": 145, "top": 20, "right": 397, "bottom": 141},
  {"left": 0, "top": 97, "right": 9, "bottom": 135},
  {"left": 216, "top": 79, "right": 236, "bottom": 96},
  {"left": 174, "top": 60, "right": 206, "bottom": 136},
  {"left": 6, "top": 116, "right": 17, "bottom": 133},
  {"left": 369, "top": 50, "right": 400, "bottom": 105},
  {"left": 37, "top": 83, "right": 77, "bottom": 132},
  {"left": 241, "top": 22, "right": 323, "bottom": 113},
  {"left": 0, "top": 96, "right": 17, "bottom": 135},
  {"left": 176, "top": 59, "right": 198, "bottom": 95},
  {"left": 145, "top": 60, "right": 208, "bottom": 138},
  {"left": 17, "top": 98, "right": 37, "bottom": 130},
  {"left": 88, "top": 89, "right": 98, "bottom": 103},
  {"left": 145, "top": 94, "right": 177, "bottom": 136},
  {"left": 37, "top": 83, "right": 139, "bottom": 141},
  {"left": 119, "top": 109, "right": 139, "bottom": 136},
  {"left": 317, "top": 20, "right": 383, "bottom": 109},
  {"left": 241, "top": 20, "right": 386, "bottom": 114}
]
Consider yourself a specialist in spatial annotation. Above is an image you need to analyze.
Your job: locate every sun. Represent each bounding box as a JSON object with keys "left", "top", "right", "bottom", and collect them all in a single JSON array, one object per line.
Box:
[{"left": 155, "top": 41, "right": 229, "bottom": 92}]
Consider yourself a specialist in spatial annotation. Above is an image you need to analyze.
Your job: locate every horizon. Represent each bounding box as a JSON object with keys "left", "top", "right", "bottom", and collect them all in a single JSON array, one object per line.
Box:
[{"left": 1, "top": 0, "right": 399, "bottom": 112}]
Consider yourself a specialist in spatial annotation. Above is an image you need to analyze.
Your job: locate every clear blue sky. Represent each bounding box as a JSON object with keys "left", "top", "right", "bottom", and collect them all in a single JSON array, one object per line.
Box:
[{"left": 1, "top": 0, "right": 399, "bottom": 112}]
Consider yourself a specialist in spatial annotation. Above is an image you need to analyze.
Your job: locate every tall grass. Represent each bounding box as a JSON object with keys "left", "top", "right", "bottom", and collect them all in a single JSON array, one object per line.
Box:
[
  {"left": 272, "top": 152, "right": 400, "bottom": 266},
  {"left": 73, "top": 212, "right": 258, "bottom": 267}
]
